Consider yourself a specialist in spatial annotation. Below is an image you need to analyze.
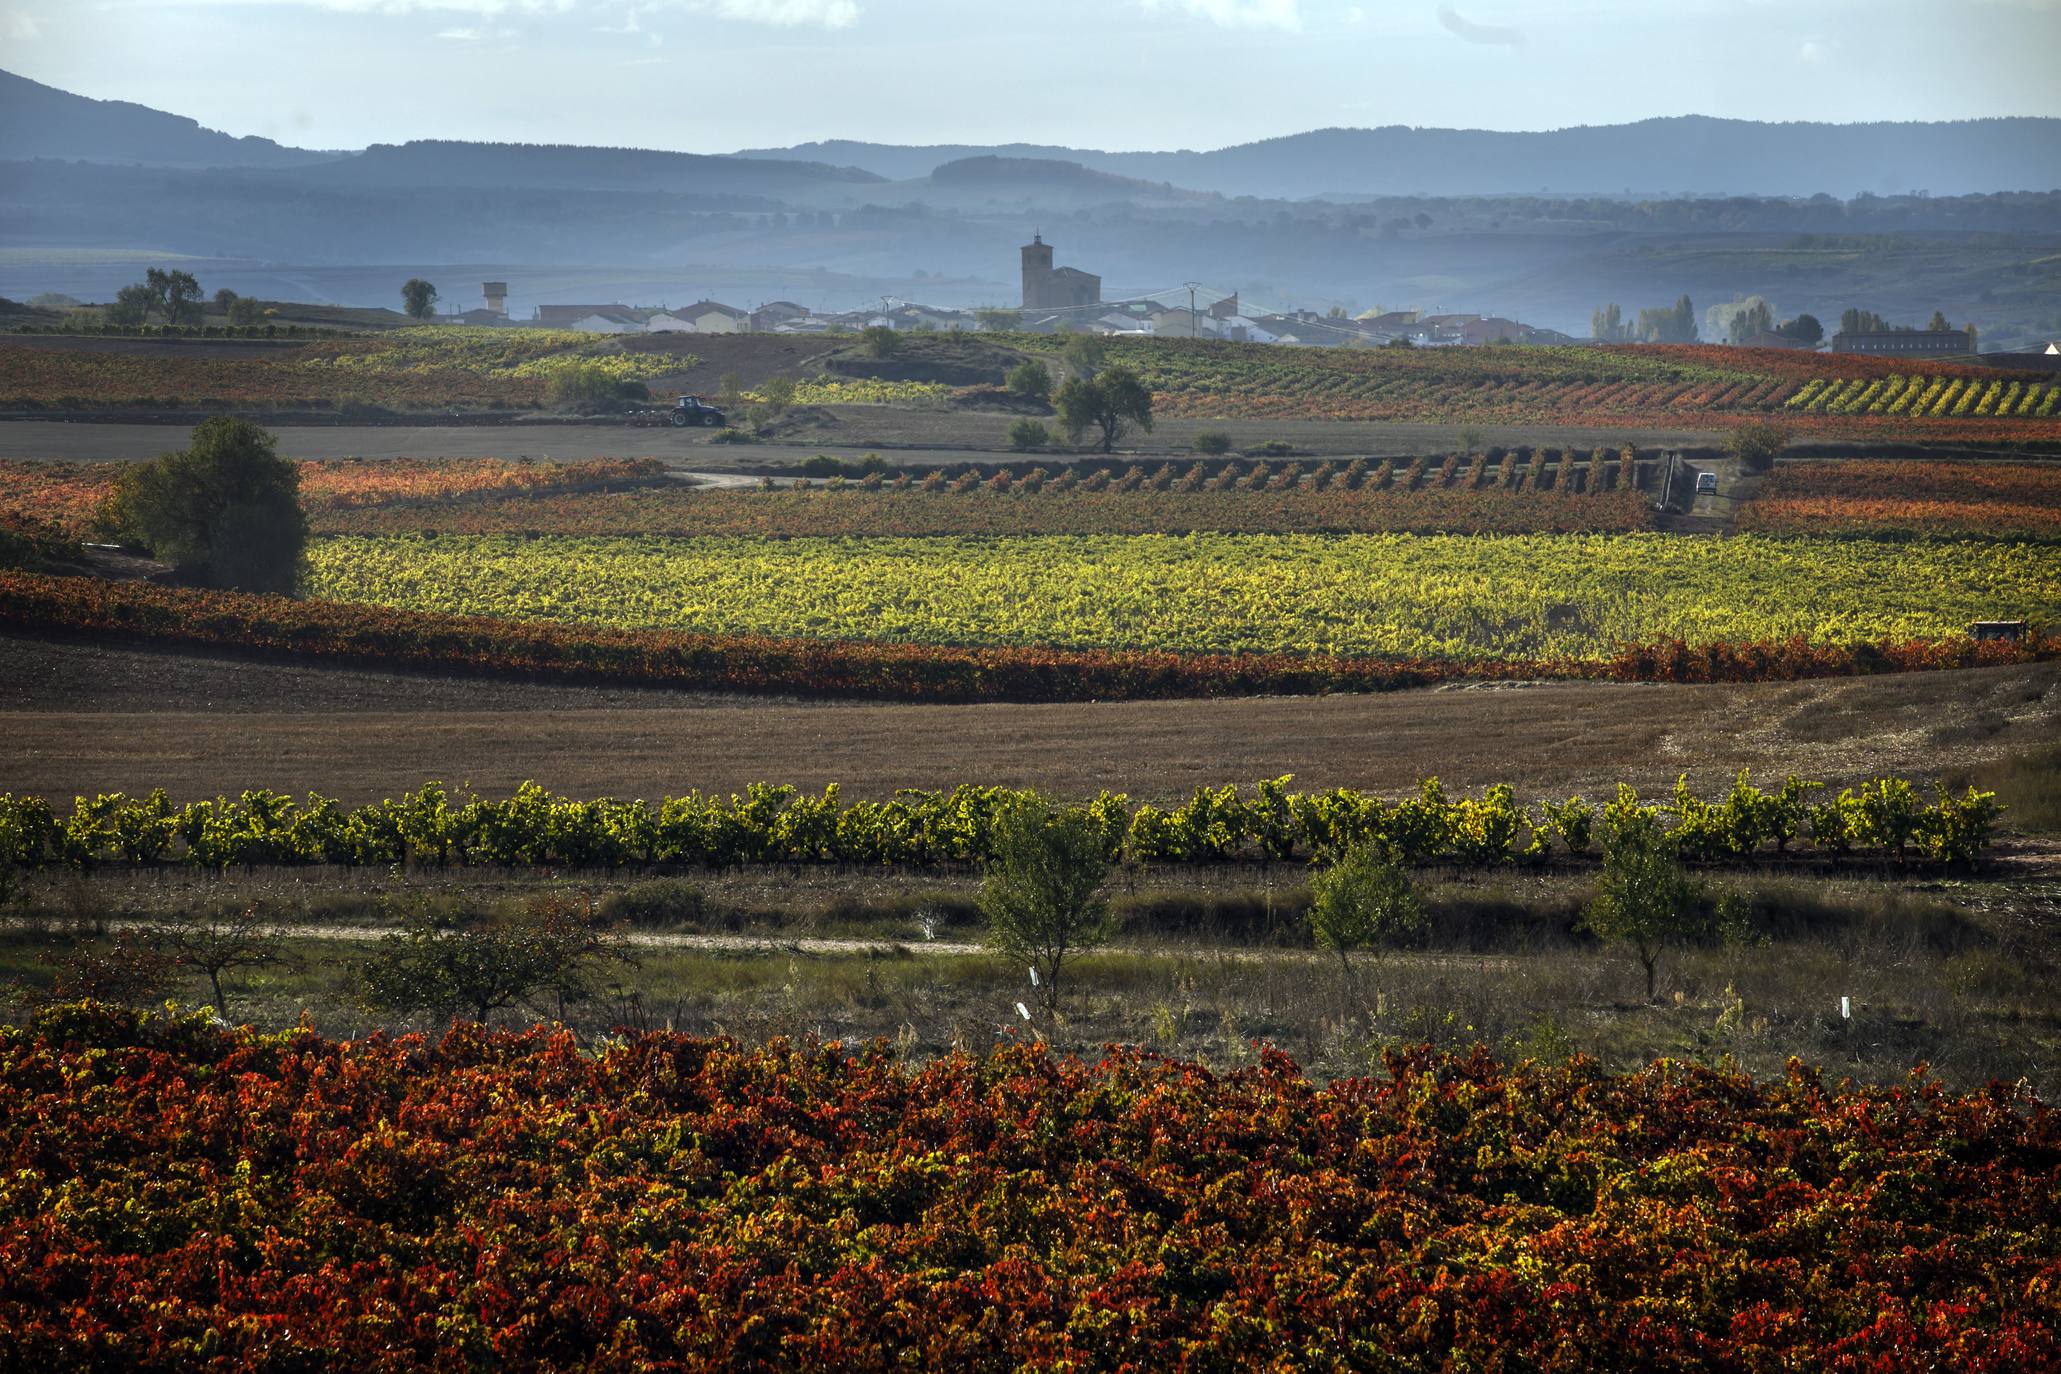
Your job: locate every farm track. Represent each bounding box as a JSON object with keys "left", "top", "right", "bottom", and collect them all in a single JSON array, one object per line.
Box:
[
  {"left": 3, "top": 631, "right": 2054, "bottom": 804},
  {"left": 39, "top": 918, "right": 1527, "bottom": 970}
]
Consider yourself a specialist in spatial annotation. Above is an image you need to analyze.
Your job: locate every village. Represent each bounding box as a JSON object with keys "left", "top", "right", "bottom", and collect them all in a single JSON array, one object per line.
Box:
[{"left": 439, "top": 232, "right": 2061, "bottom": 368}]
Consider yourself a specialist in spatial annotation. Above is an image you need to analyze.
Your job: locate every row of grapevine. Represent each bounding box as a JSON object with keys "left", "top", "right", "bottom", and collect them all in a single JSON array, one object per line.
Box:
[
  {"left": 1787, "top": 372, "right": 2061, "bottom": 419},
  {"left": 0, "top": 773, "right": 2003, "bottom": 873},
  {"left": 808, "top": 451, "right": 1648, "bottom": 497}
]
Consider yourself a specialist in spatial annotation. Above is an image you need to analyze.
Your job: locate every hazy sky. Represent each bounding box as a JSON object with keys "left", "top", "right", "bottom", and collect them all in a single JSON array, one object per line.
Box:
[{"left": 5, "top": 0, "right": 2059, "bottom": 152}]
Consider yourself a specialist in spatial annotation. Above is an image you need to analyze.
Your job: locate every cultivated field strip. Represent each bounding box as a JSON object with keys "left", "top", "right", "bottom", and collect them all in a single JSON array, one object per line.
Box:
[{"left": 304, "top": 531, "right": 2061, "bottom": 661}]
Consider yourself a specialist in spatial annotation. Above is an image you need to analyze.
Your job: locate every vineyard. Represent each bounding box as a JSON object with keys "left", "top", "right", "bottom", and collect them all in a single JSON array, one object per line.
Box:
[
  {"left": 4, "top": 1005, "right": 2057, "bottom": 1370},
  {"left": 313, "top": 453, "right": 1662, "bottom": 539},
  {"left": 0, "top": 328, "right": 683, "bottom": 411},
  {"left": 3, "top": 571, "right": 2049, "bottom": 702},
  {"left": 0, "top": 769, "right": 2003, "bottom": 870},
  {"left": 302, "top": 531, "right": 2061, "bottom": 662},
  {"left": 8, "top": 328, "right": 2061, "bottom": 441},
  {"left": 0, "top": 457, "right": 668, "bottom": 536},
  {"left": 1114, "top": 337, "right": 2061, "bottom": 440},
  {"left": 1739, "top": 459, "right": 2061, "bottom": 540}
]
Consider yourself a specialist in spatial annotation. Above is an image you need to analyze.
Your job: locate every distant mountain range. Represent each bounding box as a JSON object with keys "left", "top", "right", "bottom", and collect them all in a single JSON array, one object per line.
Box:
[
  {"left": 4, "top": 69, "right": 2060, "bottom": 345},
  {"left": 0, "top": 70, "right": 331, "bottom": 169},
  {"left": 735, "top": 117, "right": 2061, "bottom": 200}
]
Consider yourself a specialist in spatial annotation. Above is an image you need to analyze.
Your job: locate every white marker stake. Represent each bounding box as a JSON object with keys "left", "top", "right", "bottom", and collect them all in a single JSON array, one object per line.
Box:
[
  {"left": 1016, "top": 1002, "right": 1032, "bottom": 1022},
  {"left": 1840, "top": 996, "right": 1851, "bottom": 1020},
  {"left": 1029, "top": 967, "right": 1039, "bottom": 987}
]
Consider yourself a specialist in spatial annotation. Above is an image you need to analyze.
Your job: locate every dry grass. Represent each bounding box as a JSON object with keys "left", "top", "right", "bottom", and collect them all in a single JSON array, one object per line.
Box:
[{"left": 7, "top": 865, "right": 2055, "bottom": 1096}]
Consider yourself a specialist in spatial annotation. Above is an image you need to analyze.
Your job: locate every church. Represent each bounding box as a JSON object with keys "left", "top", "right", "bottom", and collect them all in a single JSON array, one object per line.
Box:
[{"left": 1020, "top": 233, "right": 1101, "bottom": 312}]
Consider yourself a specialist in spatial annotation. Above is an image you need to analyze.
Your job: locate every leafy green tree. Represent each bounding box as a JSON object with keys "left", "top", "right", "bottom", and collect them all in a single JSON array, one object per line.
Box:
[
  {"left": 1008, "top": 419, "right": 1051, "bottom": 450},
  {"left": 980, "top": 795, "right": 1111, "bottom": 1013},
  {"left": 1926, "top": 310, "right": 1951, "bottom": 333},
  {"left": 1775, "top": 313, "right": 1823, "bottom": 345},
  {"left": 362, "top": 898, "right": 628, "bottom": 1025},
  {"left": 401, "top": 278, "right": 440, "bottom": 320},
  {"left": 106, "top": 283, "right": 157, "bottom": 326},
  {"left": 1061, "top": 332, "right": 1108, "bottom": 379},
  {"left": 546, "top": 364, "right": 625, "bottom": 413},
  {"left": 1840, "top": 308, "right": 1890, "bottom": 335},
  {"left": 1006, "top": 358, "right": 1053, "bottom": 402},
  {"left": 147, "top": 268, "right": 203, "bottom": 326},
  {"left": 860, "top": 324, "right": 900, "bottom": 359},
  {"left": 1585, "top": 821, "right": 1702, "bottom": 1001},
  {"left": 1306, "top": 842, "right": 1426, "bottom": 979},
  {"left": 100, "top": 418, "right": 306, "bottom": 593},
  {"left": 1727, "top": 419, "right": 1790, "bottom": 474},
  {"left": 1055, "top": 364, "right": 1153, "bottom": 453},
  {"left": 1635, "top": 295, "right": 1697, "bottom": 344},
  {"left": 1590, "top": 303, "right": 1631, "bottom": 342}
]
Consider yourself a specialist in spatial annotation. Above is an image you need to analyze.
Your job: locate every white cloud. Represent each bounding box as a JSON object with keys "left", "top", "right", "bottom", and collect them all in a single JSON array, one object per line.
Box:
[
  {"left": 1141, "top": 0, "right": 1302, "bottom": 32},
  {"left": 682, "top": 0, "right": 860, "bottom": 25},
  {"left": 5, "top": 10, "right": 41, "bottom": 39},
  {"left": 436, "top": 24, "right": 481, "bottom": 37}
]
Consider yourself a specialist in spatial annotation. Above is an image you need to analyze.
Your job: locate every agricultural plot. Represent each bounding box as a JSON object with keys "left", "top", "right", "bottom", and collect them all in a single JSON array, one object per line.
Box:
[
  {"left": 0, "top": 328, "right": 681, "bottom": 411},
  {"left": 5, "top": 1007, "right": 2056, "bottom": 1370},
  {"left": 304, "top": 531, "right": 2059, "bottom": 662},
  {"left": 1741, "top": 459, "right": 2061, "bottom": 540},
  {"left": 1115, "top": 337, "right": 2061, "bottom": 440},
  {"left": 315, "top": 453, "right": 1660, "bottom": 539},
  {"left": 0, "top": 456, "right": 667, "bottom": 535}
]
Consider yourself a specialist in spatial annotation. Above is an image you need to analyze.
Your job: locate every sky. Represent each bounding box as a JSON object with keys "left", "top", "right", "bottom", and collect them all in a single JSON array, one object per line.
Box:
[{"left": 4, "top": 0, "right": 2059, "bottom": 153}]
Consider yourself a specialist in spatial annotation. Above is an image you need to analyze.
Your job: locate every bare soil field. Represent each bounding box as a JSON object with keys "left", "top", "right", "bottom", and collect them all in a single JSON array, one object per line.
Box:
[
  {"left": 0, "top": 335, "right": 312, "bottom": 360},
  {"left": 3, "top": 631, "right": 2052, "bottom": 804}
]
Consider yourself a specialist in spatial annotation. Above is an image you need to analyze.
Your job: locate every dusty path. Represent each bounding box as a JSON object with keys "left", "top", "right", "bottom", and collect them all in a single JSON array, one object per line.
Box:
[
  {"left": 47, "top": 917, "right": 1524, "bottom": 973},
  {"left": 3, "top": 631, "right": 2052, "bottom": 804}
]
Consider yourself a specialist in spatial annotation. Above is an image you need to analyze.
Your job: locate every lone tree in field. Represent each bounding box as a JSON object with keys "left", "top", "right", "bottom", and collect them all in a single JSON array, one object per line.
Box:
[
  {"left": 1056, "top": 364, "right": 1153, "bottom": 454},
  {"left": 100, "top": 417, "right": 306, "bottom": 594},
  {"left": 1727, "top": 419, "right": 1790, "bottom": 474},
  {"left": 147, "top": 268, "right": 204, "bottom": 326},
  {"left": 1006, "top": 358, "right": 1054, "bottom": 402},
  {"left": 147, "top": 904, "right": 293, "bottom": 1024},
  {"left": 980, "top": 795, "right": 1111, "bottom": 1014},
  {"left": 1585, "top": 819, "right": 1702, "bottom": 1002},
  {"left": 1307, "top": 842, "right": 1427, "bottom": 980},
  {"left": 362, "top": 899, "right": 628, "bottom": 1025},
  {"left": 860, "top": 324, "right": 900, "bottom": 359},
  {"left": 400, "top": 278, "right": 440, "bottom": 320}
]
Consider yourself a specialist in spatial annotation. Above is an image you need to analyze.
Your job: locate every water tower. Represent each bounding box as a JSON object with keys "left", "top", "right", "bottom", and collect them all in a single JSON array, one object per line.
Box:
[{"left": 482, "top": 281, "right": 509, "bottom": 317}]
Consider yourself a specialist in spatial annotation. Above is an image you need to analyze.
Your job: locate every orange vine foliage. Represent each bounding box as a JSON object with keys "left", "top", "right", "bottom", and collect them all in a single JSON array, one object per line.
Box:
[
  {"left": 2, "top": 1004, "right": 2057, "bottom": 1371},
  {"left": 1739, "top": 460, "right": 2061, "bottom": 539}
]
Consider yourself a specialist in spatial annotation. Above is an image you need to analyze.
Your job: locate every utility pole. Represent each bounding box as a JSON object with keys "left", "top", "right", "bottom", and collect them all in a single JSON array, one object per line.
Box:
[{"left": 1186, "top": 282, "right": 1200, "bottom": 339}]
